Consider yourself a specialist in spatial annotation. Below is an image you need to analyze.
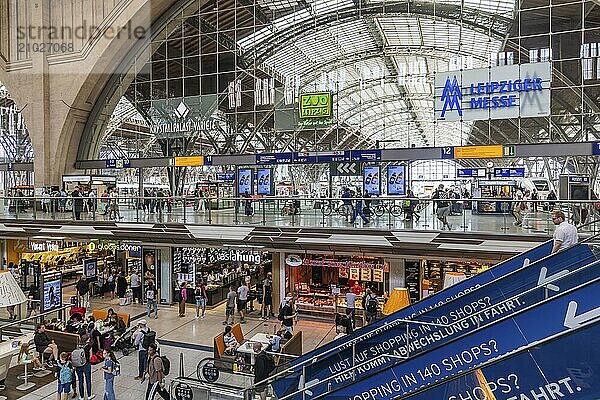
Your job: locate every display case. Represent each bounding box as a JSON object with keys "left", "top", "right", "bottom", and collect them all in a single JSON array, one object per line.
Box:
[
  {"left": 334, "top": 294, "right": 365, "bottom": 319},
  {"left": 295, "top": 292, "right": 335, "bottom": 319}
]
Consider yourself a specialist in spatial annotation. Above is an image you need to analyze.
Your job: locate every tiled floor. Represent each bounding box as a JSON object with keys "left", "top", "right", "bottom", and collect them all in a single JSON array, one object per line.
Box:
[{"left": 11, "top": 287, "right": 337, "bottom": 400}]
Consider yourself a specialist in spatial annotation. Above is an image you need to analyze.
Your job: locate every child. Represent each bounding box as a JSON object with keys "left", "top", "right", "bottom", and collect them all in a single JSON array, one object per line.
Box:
[
  {"left": 101, "top": 349, "right": 117, "bottom": 400},
  {"left": 18, "top": 343, "right": 43, "bottom": 370},
  {"left": 223, "top": 325, "right": 239, "bottom": 356},
  {"left": 56, "top": 352, "right": 73, "bottom": 400}
]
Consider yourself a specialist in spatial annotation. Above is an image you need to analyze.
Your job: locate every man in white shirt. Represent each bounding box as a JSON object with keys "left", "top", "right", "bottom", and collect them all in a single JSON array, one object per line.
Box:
[
  {"left": 551, "top": 210, "right": 578, "bottom": 254},
  {"left": 345, "top": 291, "right": 357, "bottom": 329},
  {"left": 130, "top": 272, "right": 142, "bottom": 304},
  {"left": 237, "top": 281, "right": 249, "bottom": 324}
]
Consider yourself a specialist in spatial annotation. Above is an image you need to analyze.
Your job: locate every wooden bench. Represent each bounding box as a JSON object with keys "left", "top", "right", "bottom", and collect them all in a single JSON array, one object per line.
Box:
[
  {"left": 213, "top": 323, "right": 244, "bottom": 360},
  {"left": 92, "top": 310, "right": 131, "bottom": 327},
  {"left": 45, "top": 330, "right": 80, "bottom": 354}
]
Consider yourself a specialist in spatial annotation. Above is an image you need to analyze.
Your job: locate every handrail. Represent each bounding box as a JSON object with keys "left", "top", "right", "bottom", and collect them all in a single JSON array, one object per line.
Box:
[
  {"left": 0, "top": 303, "right": 72, "bottom": 340},
  {"left": 278, "top": 258, "right": 600, "bottom": 399},
  {"left": 247, "top": 237, "right": 600, "bottom": 390}
]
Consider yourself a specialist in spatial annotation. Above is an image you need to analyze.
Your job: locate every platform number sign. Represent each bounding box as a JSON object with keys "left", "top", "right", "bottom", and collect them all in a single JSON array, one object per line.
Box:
[
  {"left": 202, "top": 363, "right": 220, "bottom": 383},
  {"left": 175, "top": 383, "right": 193, "bottom": 400},
  {"left": 441, "top": 146, "right": 454, "bottom": 159},
  {"left": 593, "top": 142, "right": 600, "bottom": 156}
]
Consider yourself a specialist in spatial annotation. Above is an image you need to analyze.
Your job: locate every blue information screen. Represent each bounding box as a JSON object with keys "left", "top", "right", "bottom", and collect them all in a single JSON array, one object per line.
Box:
[
  {"left": 363, "top": 166, "right": 381, "bottom": 196},
  {"left": 43, "top": 276, "right": 62, "bottom": 312},
  {"left": 257, "top": 168, "right": 273, "bottom": 195},
  {"left": 387, "top": 165, "right": 406, "bottom": 195},
  {"left": 237, "top": 168, "right": 253, "bottom": 195}
]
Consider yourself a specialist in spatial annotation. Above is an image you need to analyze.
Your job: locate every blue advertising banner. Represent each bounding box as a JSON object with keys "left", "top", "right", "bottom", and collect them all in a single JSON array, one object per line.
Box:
[
  {"left": 256, "top": 153, "right": 293, "bottom": 165},
  {"left": 405, "top": 319, "right": 600, "bottom": 400},
  {"left": 216, "top": 173, "right": 235, "bottom": 181},
  {"left": 293, "top": 152, "right": 318, "bottom": 164},
  {"left": 387, "top": 165, "right": 406, "bottom": 195},
  {"left": 83, "top": 258, "right": 97, "bottom": 282},
  {"left": 237, "top": 168, "right": 253, "bottom": 195},
  {"left": 257, "top": 168, "right": 273, "bottom": 196},
  {"left": 457, "top": 168, "right": 485, "bottom": 178},
  {"left": 351, "top": 150, "right": 381, "bottom": 162},
  {"left": 316, "top": 151, "right": 350, "bottom": 163},
  {"left": 364, "top": 166, "right": 381, "bottom": 196},
  {"left": 271, "top": 240, "right": 555, "bottom": 398},
  {"left": 42, "top": 273, "right": 62, "bottom": 312},
  {"left": 493, "top": 168, "right": 525, "bottom": 178},
  {"left": 323, "top": 277, "right": 600, "bottom": 400}
]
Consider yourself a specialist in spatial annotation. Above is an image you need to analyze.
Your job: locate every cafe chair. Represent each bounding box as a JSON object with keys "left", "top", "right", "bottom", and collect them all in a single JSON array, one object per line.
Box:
[
  {"left": 16, "top": 358, "right": 35, "bottom": 391},
  {"left": 33, "top": 351, "right": 52, "bottom": 378}
]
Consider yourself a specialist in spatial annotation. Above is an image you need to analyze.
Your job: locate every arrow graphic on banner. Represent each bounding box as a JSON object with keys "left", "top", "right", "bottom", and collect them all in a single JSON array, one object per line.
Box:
[
  {"left": 537, "top": 266, "right": 570, "bottom": 292},
  {"left": 336, "top": 163, "right": 358, "bottom": 175},
  {"left": 564, "top": 301, "right": 600, "bottom": 329}
]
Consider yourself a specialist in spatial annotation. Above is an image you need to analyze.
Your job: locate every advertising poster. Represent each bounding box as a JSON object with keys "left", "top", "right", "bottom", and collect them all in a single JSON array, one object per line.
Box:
[
  {"left": 360, "top": 268, "right": 371, "bottom": 282},
  {"left": 349, "top": 268, "right": 360, "bottom": 281},
  {"left": 387, "top": 165, "right": 406, "bottom": 195},
  {"left": 257, "top": 168, "right": 273, "bottom": 195},
  {"left": 338, "top": 268, "right": 349, "bottom": 279},
  {"left": 42, "top": 273, "right": 62, "bottom": 312},
  {"left": 83, "top": 258, "right": 97, "bottom": 282},
  {"left": 237, "top": 168, "right": 253, "bottom": 195},
  {"left": 372, "top": 269, "right": 383, "bottom": 283},
  {"left": 142, "top": 248, "right": 158, "bottom": 288},
  {"left": 363, "top": 165, "right": 381, "bottom": 195}
]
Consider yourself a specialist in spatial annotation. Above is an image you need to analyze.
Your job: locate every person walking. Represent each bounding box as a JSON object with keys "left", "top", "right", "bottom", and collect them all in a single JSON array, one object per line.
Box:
[
  {"left": 341, "top": 188, "right": 353, "bottom": 222},
  {"left": 551, "top": 210, "right": 578, "bottom": 254},
  {"left": 76, "top": 275, "right": 89, "bottom": 308},
  {"left": 195, "top": 280, "right": 207, "bottom": 319},
  {"left": 432, "top": 184, "right": 451, "bottom": 230},
  {"left": 223, "top": 286, "right": 236, "bottom": 325},
  {"left": 131, "top": 271, "right": 142, "bottom": 305},
  {"left": 261, "top": 272, "right": 273, "bottom": 320},
  {"left": 72, "top": 334, "right": 95, "bottom": 400},
  {"left": 134, "top": 320, "right": 151, "bottom": 380},
  {"left": 350, "top": 189, "right": 370, "bottom": 225},
  {"left": 178, "top": 282, "right": 188, "bottom": 317},
  {"left": 345, "top": 290, "right": 357, "bottom": 329},
  {"left": 279, "top": 296, "right": 296, "bottom": 335},
  {"left": 72, "top": 186, "right": 84, "bottom": 221},
  {"left": 237, "top": 280, "right": 249, "bottom": 324},
  {"left": 116, "top": 272, "right": 127, "bottom": 306},
  {"left": 142, "top": 343, "right": 169, "bottom": 400},
  {"left": 253, "top": 342, "right": 275, "bottom": 400},
  {"left": 146, "top": 281, "right": 158, "bottom": 319},
  {"left": 362, "top": 288, "right": 379, "bottom": 326},
  {"left": 101, "top": 349, "right": 118, "bottom": 400}
]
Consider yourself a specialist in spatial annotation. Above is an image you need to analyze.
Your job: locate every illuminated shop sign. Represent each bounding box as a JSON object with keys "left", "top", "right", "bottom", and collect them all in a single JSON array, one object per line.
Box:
[
  {"left": 301, "top": 258, "right": 385, "bottom": 270},
  {"left": 435, "top": 63, "right": 551, "bottom": 121},
  {"left": 298, "top": 92, "right": 332, "bottom": 119}
]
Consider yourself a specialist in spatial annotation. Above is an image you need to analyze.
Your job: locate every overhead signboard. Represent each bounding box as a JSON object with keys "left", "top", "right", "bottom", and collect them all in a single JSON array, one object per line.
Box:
[
  {"left": 331, "top": 162, "right": 360, "bottom": 177},
  {"left": 494, "top": 168, "right": 525, "bottom": 178},
  {"left": 269, "top": 240, "right": 555, "bottom": 399},
  {"left": 257, "top": 168, "right": 273, "bottom": 196},
  {"left": 387, "top": 165, "right": 406, "bottom": 195},
  {"left": 363, "top": 165, "right": 381, "bottom": 196},
  {"left": 237, "top": 168, "right": 253, "bottom": 195},
  {"left": 298, "top": 92, "right": 333, "bottom": 119},
  {"left": 454, "top": 145, "right": 503, "bottom": 159},
  {"left": 435, "top": 62, "right": 551, "bottom": 121},
  {"left": 256, "top": 153, "right": 293, "bottom": 165},
  {"left": 216, "top": 173, "right": 235, "bottom": 181},
  {"left": 105, "top": 159, "right": 131, "bottom": 169},
  {"left": 174, "top": 156, "right": 205, "bottom": 167},
  {"left": 351, "top": 149, "right": 381, "bottom": 162},
  {"left": 457, "top": 168, "right": 486, "bottom": 178}
]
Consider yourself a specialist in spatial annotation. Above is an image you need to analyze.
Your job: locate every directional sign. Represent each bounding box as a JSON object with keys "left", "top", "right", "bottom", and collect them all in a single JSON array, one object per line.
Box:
[
  {"left": 537, "top": 266, "right": 570, "bottom": 292},
  {"left": 256, "top": 152, "right": 293, "bottom": 165},
  {"left": 404, "top": 311, "right": 600, "bottom": 400},
  {"left": 331, "top": 162, "right": 360, "bottom": 176},
  {"left": 493, "top": 168, "right": 525, "bottom": 178},
  {"left": 503, "top": 144, "right": 516, "bottom": 157},
  {"left": 286, "top": 244, "right": 597, "bottom": 399},
  {"left": 593, "top": 142, "right": 600, "bottom": 156},
  {"left": 350, "top": 149, "right": 381, "bottom": 162},
  {"left": 105, "top": 159, "right": 131, "bottom": 169},
  {"left": 272, "top": 241, "right": 555, "bottom": 398},
  {"left": 457, "top": 168, "right": 486, "bottom": 178},
  {"left": 293, "top": 152, "right": 318, "bottom": 164},
  {"left": 324, "top": 278, "right": 600, "bottom": 400},
  {"left": 441, "top": 146, "right": 454, "bottom": 159}
]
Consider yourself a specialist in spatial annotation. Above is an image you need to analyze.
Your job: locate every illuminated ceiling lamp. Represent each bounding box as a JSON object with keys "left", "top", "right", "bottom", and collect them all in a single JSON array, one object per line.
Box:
[
  {"left": 382, "top": 287, "right": 410, "bottom": 316},
  {"left": 0, "top": 271, "right": 27, "bottom": 307}
]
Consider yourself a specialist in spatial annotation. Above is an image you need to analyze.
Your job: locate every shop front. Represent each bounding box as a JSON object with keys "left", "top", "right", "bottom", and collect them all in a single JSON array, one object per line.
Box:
[
  {"left": 173, "top": 247, "right": 269, "bottom": 307},
  {"left": 284, "top": 254, "right": 389, "bottom": 320}
]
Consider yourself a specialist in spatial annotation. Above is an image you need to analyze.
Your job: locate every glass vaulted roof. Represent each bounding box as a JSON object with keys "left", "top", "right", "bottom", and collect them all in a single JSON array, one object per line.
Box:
[{"left": 243, "top": 0, "right": 514, "bottom": 147}]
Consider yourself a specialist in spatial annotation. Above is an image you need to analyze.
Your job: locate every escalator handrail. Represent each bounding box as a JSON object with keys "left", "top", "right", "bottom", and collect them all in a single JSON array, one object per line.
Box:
[{"left": 293, "top": 258, "right": 600, "bottom": 400}]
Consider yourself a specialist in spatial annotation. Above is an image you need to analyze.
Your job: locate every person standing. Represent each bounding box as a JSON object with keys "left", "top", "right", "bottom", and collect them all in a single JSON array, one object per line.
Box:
[
  {"left": 280, "top": 297, "right": 296, "bottom": 334},
  {"left": 76, "top": 275, "right": 89, "bottom": 308},
  {"left": 72, "top": 334, "right": 95, "bottom": 400},
  {"left": 551, "top": 210, "right": 578, "bottom": 254},
  {"left": 195, "top": 280, "right": 207, "bottom": 319},
  {"left": 512, "top": 191, "right": 526, "bottom": 227},
  {"left": 134, "top": 320, "right": 151, "bottom": 380},
  {"left": 143, "top": 343, "right": 169, "bottom": 400},
  {"left": 223, "top": 286, "right": 236, "bottom": 325},
  {"left": 237, "top": 280, "right": 249, "bottom": 324},
  {"left": 57, "top": 352, "right": 74, "bottom": 400},
  {"left": 72, "top": 186, "right": 84, "bottom": 221},
  {"left": 432, "top": 184, "right": 451, "bottom": 230},
  {"left": 131, "top": 271, "right": 142, "bottom": 305},
  {"left": 531, "top": 189, "right": 539, "bottom": 213},
  {"left": 101, "top": 349, "right": 118, "bottom": 400},
  {"left": 253, "top": 343, "right": 275, "bottom": 400},
  {"left": 362, "top": 288, "right": 379, "bottom": 326},
  {"left": 106, "top": 270, "right": 115, "bottom": 300},
  {"left": 116, "top": 272, "right": 128, "bottom": 306},
  {"left": 26, "top": 283, "right": 40, "bottom": 317},
  {"left": 146, "top": 280, "right": 158, "bottom": 319},
  {"left": 178, "top": 282, "right": 188, "bottom": 318},
  {"left": 345, "top": 290, "right": 357, "bottom": 329},
  {"left": 261, "top": 272, "right": 273, "bottom": 320}
]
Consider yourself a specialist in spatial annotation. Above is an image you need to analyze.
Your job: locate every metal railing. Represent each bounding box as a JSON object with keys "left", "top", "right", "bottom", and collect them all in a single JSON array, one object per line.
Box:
[
  {"left": 1, "top": 194, "right": 598, "bottom": 234},
  {"left": 0, "top": 302, "right": 71, "bottom": 340}
]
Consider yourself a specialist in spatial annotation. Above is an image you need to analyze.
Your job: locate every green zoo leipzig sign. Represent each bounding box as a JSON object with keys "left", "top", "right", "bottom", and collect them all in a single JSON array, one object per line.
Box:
[{"left": 299, "top": 92, "right": 333, "bottom": 119}]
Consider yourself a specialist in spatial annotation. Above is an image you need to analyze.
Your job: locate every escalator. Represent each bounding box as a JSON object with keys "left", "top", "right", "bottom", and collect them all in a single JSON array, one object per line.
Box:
[
  {"left": 291, "top": 255, "right": 600, "bottom": 399},
  {"left": 271, "top": 239, "right": 600, "bottom": 399}
]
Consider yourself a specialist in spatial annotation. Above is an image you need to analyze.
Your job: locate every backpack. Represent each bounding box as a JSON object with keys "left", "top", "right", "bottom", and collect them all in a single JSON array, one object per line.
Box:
[
  {"left": 366, "top": 295, "right": 378, "bottom": 314},
  {"left": 71, "top": 346, "right": 86, "bottom": 367},
  {"left": 160, "top": 355, "right": 171, "bottom": 375},
  {"left": 277, "top": 306, "right": 285, "bottom": 321},
  {"left": 174, "top": 289, "right": 181, "bottom": 302},
  {"left": 112, "top": 361, "right": 121, "bottom": 376},
  {"left": 59, "top": 361, "right": 72, "bottom": 383},
  {"left": 141, "top": 330, "right": 156, "bottom": 349}
]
